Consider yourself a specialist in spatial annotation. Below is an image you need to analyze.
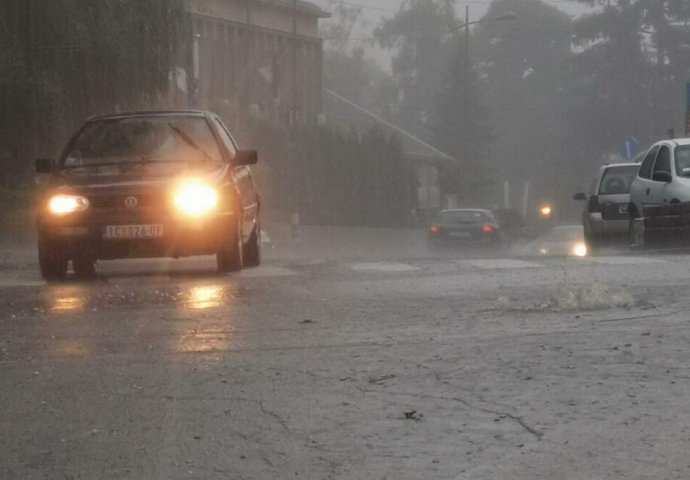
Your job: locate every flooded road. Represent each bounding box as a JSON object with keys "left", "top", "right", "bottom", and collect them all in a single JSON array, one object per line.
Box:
[{"left": 1, "top": 229, "right": 689, "bottom": 479}]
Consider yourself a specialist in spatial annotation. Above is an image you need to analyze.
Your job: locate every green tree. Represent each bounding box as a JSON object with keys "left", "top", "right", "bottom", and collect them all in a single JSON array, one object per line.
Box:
[
  {"left": 430, "top": 35, "right": 495, "bottom": 199},
  {"left": 0, "top": 0, "right": 190, "bottom": 183},
  {"left": 570, "top": 1, "right": 690, "bottom": 160},
  {"left": 471, "top": 0, "right": 573, "bottom": 202},
  {"left": 375, "top": 0, "right": 459, "bottom": 138}
]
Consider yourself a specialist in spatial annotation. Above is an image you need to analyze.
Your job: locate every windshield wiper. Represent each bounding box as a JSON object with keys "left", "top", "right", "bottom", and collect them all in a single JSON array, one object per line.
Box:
[
  {"left": 167, "top": 123, "right": 213, "bottom": 163},
  {"left": 59, "top": 159, "right": 189, "bottom": 170}
]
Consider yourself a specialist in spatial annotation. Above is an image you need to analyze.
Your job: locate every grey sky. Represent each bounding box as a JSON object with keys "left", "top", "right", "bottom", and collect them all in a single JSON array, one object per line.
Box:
[{"left": 313, "top": 0, "right": 592, "bottom": 68}]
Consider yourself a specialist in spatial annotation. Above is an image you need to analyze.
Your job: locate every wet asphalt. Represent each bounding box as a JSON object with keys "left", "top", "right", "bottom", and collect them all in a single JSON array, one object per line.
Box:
[{"left": 2, "top": 229, "right": 690, "bottom": 479}]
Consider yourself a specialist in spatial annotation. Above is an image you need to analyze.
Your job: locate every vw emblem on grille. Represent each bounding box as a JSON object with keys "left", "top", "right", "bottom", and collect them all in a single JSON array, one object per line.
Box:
[{"left": 124, "top": 196, "right": 139, "bottom": 209}]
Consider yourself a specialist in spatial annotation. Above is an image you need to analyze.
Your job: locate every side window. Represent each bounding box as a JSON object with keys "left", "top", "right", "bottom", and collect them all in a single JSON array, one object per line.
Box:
[
  {"left": 214, "top": 119, "right": 237, "bottom": 161},
  {"left": 638, "top": 146, "right": 658, "bottom": 179},
  {"left": 653, "top": 146, "right": 671, "bottom": 176}
]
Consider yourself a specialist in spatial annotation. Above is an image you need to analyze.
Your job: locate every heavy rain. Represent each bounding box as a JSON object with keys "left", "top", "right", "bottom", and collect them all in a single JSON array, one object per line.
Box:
[{"left": 2, "top": 1, "right": 690, "bottom": 478}]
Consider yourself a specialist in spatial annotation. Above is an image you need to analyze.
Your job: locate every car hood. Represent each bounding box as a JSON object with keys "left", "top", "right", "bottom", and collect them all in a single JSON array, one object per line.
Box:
[{"left": 46, "top": 163, "right": 229, "bottom": 193}]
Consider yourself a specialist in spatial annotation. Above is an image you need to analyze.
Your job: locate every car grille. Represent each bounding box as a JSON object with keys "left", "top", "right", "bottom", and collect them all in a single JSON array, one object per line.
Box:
[{"left": 89, "top": 193, "right": 162, "bottom": 210}]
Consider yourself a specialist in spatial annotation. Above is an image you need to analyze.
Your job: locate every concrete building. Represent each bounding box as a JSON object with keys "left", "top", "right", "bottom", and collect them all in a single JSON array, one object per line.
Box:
[{"left": 184, "top": 0, "right": 329, "bottom": 131}]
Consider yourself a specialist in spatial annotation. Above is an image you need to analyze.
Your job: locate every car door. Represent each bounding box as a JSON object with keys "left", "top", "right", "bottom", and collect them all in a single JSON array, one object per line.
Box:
[
  {"left": 630, "top": 144, "right": 659, "bottom": 214},
  {"left": 648, "top": 145, "right": 672, "bottom": 205},
  {"left": 213, "top": 118, "right": 259, "bottom": 241}
]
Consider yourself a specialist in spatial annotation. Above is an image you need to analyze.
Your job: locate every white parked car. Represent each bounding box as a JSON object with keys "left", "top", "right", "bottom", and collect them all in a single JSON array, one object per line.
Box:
[{"left": 628, "top": 138, "right": 690, "bottom": 243}]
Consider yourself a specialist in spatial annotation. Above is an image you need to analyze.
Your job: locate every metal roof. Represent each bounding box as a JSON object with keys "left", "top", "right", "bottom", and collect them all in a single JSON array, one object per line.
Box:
[
  {"left": 323, "top": 89, "right": 456, "bottom": 164},
  {"left": 87, "top": 110, "right": 210, "bottom": 122}
]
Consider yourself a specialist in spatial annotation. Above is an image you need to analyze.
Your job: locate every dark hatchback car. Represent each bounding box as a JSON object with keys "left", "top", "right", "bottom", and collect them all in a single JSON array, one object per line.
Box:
[
  {"left": 35, "top": 110, "right": 261, "bottom": 280},
  {"left": 428, "top": 209, "right": 503, "bottom": 247}
]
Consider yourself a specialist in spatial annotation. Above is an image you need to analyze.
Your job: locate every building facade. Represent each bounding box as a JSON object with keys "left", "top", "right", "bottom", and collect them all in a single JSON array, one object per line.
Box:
[{"left": 185, "top": 0, "right": 329, "bottom": 132}]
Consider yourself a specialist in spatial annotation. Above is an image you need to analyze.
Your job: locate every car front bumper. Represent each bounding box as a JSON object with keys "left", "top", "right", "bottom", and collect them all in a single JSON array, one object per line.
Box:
[
  {"left": 587, "top": 213, "right": 628, "bottom": 236},
  {"left": 37, "top": 211, "right": 235, "bottom": 260}
]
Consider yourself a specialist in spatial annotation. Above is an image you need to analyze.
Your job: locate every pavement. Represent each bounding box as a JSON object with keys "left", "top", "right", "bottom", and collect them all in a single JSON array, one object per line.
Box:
[{"left": 2, "top": 226, "right": 690, "bottom": 479}]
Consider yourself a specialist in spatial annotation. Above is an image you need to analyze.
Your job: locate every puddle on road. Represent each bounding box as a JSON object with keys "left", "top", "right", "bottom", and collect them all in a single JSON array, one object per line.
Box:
[{"left": 495, "top": 283, "right": 636, "bottom": 313}]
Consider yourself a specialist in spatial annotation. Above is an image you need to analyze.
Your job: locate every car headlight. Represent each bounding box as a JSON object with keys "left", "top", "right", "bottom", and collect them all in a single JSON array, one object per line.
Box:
[
  {"left": 573, "top": 242, "right": 588, "bottom": 257},
  {"left": 48, "top": 194, "right": 89, "bottom": 215},
  {"left": 173, "top": 180, "right": 218, "bottom": 217}
]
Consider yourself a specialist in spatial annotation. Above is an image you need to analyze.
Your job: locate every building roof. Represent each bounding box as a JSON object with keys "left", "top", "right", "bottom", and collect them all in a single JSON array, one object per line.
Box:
[
  {"left": 265, "top": 0, "right": 330, "bottom": 18},
  {"left": 323, "top": 89, "right": 456, "bottom": 164}
]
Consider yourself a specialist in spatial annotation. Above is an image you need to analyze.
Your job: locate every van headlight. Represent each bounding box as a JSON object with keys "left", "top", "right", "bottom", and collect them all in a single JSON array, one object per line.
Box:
[
  {"left": 173, "top": 180, "right": 218, "bottom": 217},
  {"left": 48, "top": 194, "right": 90, "bottom": 215}
]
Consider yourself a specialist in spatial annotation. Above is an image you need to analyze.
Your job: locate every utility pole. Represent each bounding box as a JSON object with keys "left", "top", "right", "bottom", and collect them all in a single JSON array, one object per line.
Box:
[
  {"left": 290, "top": 0, "right": 300, "bottom": 237},
  {"left": 463, "top": 5, "right": 470, "bottom": 167},
  {"left": 291, "top": 0, "right": 298, "bottom": 129},
  {"left": 23, "top": 0, "right": 37, "bottom": 161}
]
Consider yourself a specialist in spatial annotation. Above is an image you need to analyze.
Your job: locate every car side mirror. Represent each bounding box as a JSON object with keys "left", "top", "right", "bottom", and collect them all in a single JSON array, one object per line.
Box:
[
  {"left": 36, "top": 158, "right": 54, "bottom": 174},
  {"left": 573, "top": 192, "right": 587, "bottom": 201},
  {"left": 652, "top": 171, "right": 672, "bottom": 183},
  {"left": 234, "top": 150, "right": 258, "bottom": 166}
]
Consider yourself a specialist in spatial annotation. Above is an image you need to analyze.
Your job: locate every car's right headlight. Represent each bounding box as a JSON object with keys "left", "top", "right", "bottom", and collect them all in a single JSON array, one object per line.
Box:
[
  {"left": 48, "top": 194, "right": 90, "bottom": 216},
  {"left": 173, "top": 180, "right": 219, "bottom": 217}
]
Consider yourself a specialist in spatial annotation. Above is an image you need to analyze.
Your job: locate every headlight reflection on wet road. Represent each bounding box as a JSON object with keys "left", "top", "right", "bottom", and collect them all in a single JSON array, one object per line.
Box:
[
  {"left": 179, "top": 283, "right": 237, "bottom": 355},
  {"left": 48, "top": 286, "right": 87, "bottom": 313},
  {"left": 187, "top": 285, "right": 223, "bottom": 310}
]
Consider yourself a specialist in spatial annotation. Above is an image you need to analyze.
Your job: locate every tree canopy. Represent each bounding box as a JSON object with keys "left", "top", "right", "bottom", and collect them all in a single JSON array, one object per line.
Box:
[{"left": 0, "top": 0, "right": 190, "bottom": 182}]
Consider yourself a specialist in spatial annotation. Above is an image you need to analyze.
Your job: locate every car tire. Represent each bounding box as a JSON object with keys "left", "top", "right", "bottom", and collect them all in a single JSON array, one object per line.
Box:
[
  {"left": 585, "top": 233, "right": 600, "bottom": 252},
  {"left": 217, "top": 219, "right": 243, "bottom": 273},
  {"left": 72, "top": 255, "right": 95, "bottom": 279},
  {"left": 243, "top": 221, "right": 261, "bottom": 268},
  {"left": 38, "top": 239, "right": 68, "bottom": 281},
  {"left": 628, "top": 218, "right": 645, "bottom": 249}
]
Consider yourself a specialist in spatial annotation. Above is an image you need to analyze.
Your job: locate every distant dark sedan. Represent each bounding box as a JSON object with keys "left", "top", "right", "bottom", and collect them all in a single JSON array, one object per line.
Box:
[{"left": 428, "top": 209, "right": 503, "bottom": 247}]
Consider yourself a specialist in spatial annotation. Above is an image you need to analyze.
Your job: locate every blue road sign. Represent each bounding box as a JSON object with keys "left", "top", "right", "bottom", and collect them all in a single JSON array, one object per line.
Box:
[{"left": 620, "top": 137, "right": 639, "bottom": 161}]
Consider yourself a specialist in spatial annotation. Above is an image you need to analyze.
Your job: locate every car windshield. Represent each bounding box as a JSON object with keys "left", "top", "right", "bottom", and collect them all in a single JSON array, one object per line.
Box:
[
  {"left": 675, "top": 146, "right": 690, "bottom": 178},
  {"left": 435, "top": 210, "right": 487, "bottom": 224},
  {"left": 62, "top": 116, "right": 223, "bottom": 168},
  {"left": 598, "top": 165, "right": 638, "bottom": 194}
]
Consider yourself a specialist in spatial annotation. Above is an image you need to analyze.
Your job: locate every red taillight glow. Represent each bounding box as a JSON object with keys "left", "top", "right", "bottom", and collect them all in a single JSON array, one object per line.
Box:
[
  {"left": 483, "top": 224, "right": 494, "bottom": 234},
  {"left": 430, "top": 225, "right": 440, "bottom": 234}
]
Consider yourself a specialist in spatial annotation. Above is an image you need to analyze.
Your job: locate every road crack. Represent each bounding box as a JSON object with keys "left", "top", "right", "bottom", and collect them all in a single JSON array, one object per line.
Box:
[{"left": 358, "top": 387, "right": 544, "bottom": 440}]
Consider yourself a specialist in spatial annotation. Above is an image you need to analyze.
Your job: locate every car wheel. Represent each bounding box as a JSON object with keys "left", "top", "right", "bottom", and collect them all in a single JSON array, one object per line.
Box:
[
  {"left": 217, "top": 219, "right": 243, "bottom": 273},
  {"left": 585, "top": 232, "right": 599, "bottom": 252},
  {"left": 628, "top": 217, "right": 645, "bottom": 249},
  {"left": 72, "top": 255, "right": 95, "bottom": 279},
  {"left": 38, "top": 239, "right": 67, "bottom": 281},
  {"left": 243, "top": 221, "right": 261, "bottom": 268}
]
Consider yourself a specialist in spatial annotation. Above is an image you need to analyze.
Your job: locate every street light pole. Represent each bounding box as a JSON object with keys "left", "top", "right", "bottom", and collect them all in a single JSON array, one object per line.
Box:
[{"left": 464, "top": 5, "right": 470, "bottom": 167}]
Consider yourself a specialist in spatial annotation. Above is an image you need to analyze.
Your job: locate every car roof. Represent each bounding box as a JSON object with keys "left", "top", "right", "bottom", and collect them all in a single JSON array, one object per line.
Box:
[
  {"left": 600, "top": 162, "right": 639, "bottom": 170},
  {"left": 672, "top": 138, "right": 690, "bottom": 147},
  {"left": 86, "top": 110, "right": 211, "bottom": 122},
  {"left": 438, "top": 209, "right": 491, "bottom": 214}
]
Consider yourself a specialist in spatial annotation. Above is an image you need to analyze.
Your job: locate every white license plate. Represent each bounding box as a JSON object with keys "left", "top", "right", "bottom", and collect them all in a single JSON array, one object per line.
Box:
[
  {"left": 449, "top": 232, "right": 471, "bottom": 237},
  {"left": 619, "top": 205, "right": 629, "bottom": 214},
  {"left": 103, "top": 224, "right": 164, "bottom": 239}
]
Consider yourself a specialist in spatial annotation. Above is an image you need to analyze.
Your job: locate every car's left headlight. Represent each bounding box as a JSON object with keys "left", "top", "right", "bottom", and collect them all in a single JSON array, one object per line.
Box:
[
  {"left": 173, "top": 180, "right": 219, "bottom": 217},
  {"left": 48, "top": 194, "right": 90, "bottom": 216}
]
